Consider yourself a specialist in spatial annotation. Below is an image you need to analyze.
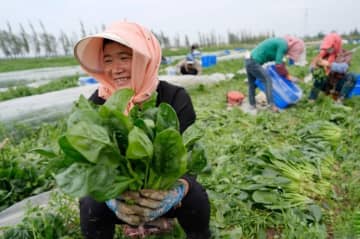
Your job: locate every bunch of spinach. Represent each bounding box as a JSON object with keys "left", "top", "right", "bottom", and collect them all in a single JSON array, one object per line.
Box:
[
  {"left": 298, "top": 120, "right": 342, "bottom": 148},
  {"left": 237, "top": 145, "right": 333, "bottom": 210},
  {"left": 45, "top": 89, "right": 207, "bottom": 202},
  {"left": 312, "top": 67, "right": 327, "bottom": 80}
]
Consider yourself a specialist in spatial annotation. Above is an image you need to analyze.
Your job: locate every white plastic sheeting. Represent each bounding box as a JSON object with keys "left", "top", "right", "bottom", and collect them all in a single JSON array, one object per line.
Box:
[
  {"left": 160, "top": 73, "right": 231, "bottom": 87},
  {"left": 0, "top": 66, "right": 85, "bottom": 89},
  {"left": 0, "top": 84, "right": 97, "bottom": 124},
  {"left": 0, "top": 74, "right": 231, "bottom": 125},
  {"left": 217, "top": 51, "right": 247, "bottom": 61},
  {"left": 0, "top": 190, "right": 54, "bottom": 227}
]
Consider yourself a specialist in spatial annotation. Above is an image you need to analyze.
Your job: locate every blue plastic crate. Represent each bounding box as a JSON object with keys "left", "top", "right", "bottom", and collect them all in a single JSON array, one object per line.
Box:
[
  {"left": 255, "top": 65, "right": 303, "bottom": 109},
  {"left": 78, "top": 76, "right": 98, "bottom": 86},
  {"left": 223, "top": 50, "right": 231, "bottom": 55},
  {"left": 201, "top": 55, "right": 217, "bottom": 68},
  {"left": 201, "top": 55, "right": 211, "bottom": 68},
  {"left": 209, "top": 55, "right": 217, "bottom": 65},
  {"left": 348, "top": 75, "right": 360, "bottom": 98}
]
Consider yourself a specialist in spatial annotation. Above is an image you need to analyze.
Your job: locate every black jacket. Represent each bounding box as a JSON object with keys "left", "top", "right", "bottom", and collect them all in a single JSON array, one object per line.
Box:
[{"left": 89, "top": 80, "right": 196, "bottom": 133}]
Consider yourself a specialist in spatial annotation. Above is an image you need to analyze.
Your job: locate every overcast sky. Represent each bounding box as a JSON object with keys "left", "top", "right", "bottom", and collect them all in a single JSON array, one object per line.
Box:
[{"left": 1, "top": 0, "right": 359, "bottom": 42}]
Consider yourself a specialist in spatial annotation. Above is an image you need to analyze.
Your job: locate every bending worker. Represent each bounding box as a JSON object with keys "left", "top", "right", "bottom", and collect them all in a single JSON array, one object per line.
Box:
[{"left": 245, "top": 35, "right": 305, "bottom": 112}]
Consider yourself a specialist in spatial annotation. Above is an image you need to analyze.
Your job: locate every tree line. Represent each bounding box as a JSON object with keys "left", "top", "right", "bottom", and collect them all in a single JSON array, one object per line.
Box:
[
  {"left": 1, "top": 20, "right": 359, "bottom": 58},
  {"left": 0, "top": 21, "right": 102, "bottom": 58},
  {"left": 0, "top": 21, "right": 276, "bottom": 58}
]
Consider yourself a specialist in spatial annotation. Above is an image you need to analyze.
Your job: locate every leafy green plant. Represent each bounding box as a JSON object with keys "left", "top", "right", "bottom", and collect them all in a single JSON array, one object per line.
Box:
[
  {"left": 353, "top": 211, "right": 360, "bottom": 238},
  {"left": 312, "top": 67, "right": 327, "bottom": 80},
  {"left": 0, "top": 123, "right": 65, "bottom": 211},
  {"left": 0, "top": 191, "right": 81, "bottom": 239},
  {"left": 298, "top": 120, "right": 342, "bottom": 148},
  {"left": 38, "top": 89, "right": 207, "bottom": 201}
]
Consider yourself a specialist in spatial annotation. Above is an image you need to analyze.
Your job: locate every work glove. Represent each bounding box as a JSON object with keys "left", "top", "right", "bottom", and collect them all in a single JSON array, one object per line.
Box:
[
  {"left": 106, "top": 192, "right": 154, "bottom": 226},
  {"left": 275, "top": 63, "right": 289, "bottom": 77},
  {"left": 106, "top": 180, "right": 187, "bottom": 226},
  {"left": 139, "top": 180, "right": 187, "bottom": 220}
]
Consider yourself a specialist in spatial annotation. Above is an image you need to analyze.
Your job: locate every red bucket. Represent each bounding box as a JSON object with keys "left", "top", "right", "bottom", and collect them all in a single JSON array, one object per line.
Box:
[{"left": 227, "top": 91, "right": 245, "bottom": 105}]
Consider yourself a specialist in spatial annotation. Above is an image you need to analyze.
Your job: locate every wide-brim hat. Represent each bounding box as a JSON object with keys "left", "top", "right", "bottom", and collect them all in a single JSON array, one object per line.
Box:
[{"left": 74, "top": 32, "right": 131, "bottom": 74}]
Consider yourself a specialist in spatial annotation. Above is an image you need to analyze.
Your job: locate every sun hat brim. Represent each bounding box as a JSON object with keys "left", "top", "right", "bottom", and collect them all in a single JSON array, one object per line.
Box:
[{"left": 74, "top": 32, "right": 130, "bottom": 73}]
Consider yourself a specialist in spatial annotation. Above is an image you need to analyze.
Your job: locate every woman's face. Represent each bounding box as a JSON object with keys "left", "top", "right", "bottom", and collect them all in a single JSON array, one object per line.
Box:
[{"left": 103, "top": 42, "right": 133, "bottom": 88}]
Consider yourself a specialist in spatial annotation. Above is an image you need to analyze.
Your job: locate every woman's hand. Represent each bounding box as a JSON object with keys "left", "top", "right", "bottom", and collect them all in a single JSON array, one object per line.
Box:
[
  {"left": 106, "top": 179, "right": 189, "bottom": 225},
  {"left": 140, "top": 179, "right": 189, "bottom": 220},
  {"left": 316, "top": 59, "right": 330, "bottom": 67},
  {"left": 275, "top": 63, "right": 289, "bottom": 77},
  {"left": 106, "top": 192, "right": 154, "bottom": 225}
]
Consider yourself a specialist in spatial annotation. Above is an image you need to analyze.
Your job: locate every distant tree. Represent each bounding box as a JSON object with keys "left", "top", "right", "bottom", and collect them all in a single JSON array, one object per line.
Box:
[
  {"left": 204, "top": 34, "right": 210, "bottom": 47},
  {"left": 155, "top": 31, "right": 170, "bottom": 48},
  {"left": 80, "top": 21, "right": 87, "bottom": 38},
  {"left": 12, "top": 34, "right": 23, "bottom": 57},
  {"left": 228, "top": 31, "right": 240, "bottom": 44},
  {"left": 349, "top": 28, "right": 359, "bottom": 36},
  {"left": 19, "top": 23, "right": 30, "bottom": 55},
  {"left": 6, "top": 22, "right": 22, "bottom": 57},
  {"left": 210, "top": 31, "right": 217, "bottom": 46},
  {"left": 48, "top": 34, "right": 57, "bottom": 55},
  {"left": 173, "top": 34, "right": 180, "bottom": 48},
  {"left": 163, "top": 34, "right": 170, "bottom": 48},
  {"left": 271, "top": 30, "right": 275, "bottom": 38},
  {"left": 317, "top": 31, "right": 325, "bottom": 39},
  {"left": 39, "top": 21, "right": 57, "bottom": 56},
  {"left": 29, "top": 22, "right": 41, "bottom": 56},
  {"left": 0, "top": 30, "right": 11, "bottom": 57},
  {"left": 353, "top": 28, "right": 359, "bottom": 36},
  {"left": 184, "top": 35, "right": 190, "bottom": 48},
  {"left": 70, "top": 32, "right": 79, "bottom": 49},
  {"left": 59, "top": 30, "right": 71, "bottom": 55},
  {"left": 217, "top": 34, "right": 225, "bottom": 46},
  {"left": 198, "top": 32, "right": 205, "bottom": 46}
]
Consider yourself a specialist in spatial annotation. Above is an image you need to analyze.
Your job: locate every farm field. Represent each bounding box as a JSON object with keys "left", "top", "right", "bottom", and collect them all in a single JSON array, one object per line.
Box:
[{"left": 0, "top": 44, "right": 360, "bottom": 238}]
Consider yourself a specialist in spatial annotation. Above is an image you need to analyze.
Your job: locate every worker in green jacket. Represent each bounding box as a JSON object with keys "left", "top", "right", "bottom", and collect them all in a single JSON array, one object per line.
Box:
[{"left": 245, "top": 36, "right": 305, "bottom": 112}]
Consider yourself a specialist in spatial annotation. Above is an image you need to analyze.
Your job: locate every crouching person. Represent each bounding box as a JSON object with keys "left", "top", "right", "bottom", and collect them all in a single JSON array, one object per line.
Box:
[
  {"left": 178, "top": 54, "right": 202, "bottom": 75},
  {"left": 330, "top": 63, "right": 357, "bottom": 104}
]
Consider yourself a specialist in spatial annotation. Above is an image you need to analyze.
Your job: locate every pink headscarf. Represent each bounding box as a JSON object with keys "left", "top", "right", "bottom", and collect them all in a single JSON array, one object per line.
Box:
[
  {"left": 319, "top": 32, "right": 342, "bottom": 64},
  {"left": 74, "top": 21, "right": 161, "bottom": 113},
  {"left": 283, "top": 35, "right": 305, "bottom": 61}
]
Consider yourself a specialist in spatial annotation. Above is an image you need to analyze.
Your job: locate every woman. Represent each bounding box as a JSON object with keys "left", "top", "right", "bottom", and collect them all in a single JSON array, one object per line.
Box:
[
  {"left": 308, "top": 32, "right": 343, "bottom": 101},
  {"left": 245, "top": 36, "right": 305, "bottom": 112},
  {"left": 74, "top": 21, "right": 210, "bottom": 239}
]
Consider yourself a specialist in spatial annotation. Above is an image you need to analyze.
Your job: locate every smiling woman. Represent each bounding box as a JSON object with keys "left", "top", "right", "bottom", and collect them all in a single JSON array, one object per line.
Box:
[
  {"left": 73, "top": 21, "right": 211, "bottom": 239},
  {"left": 102, "top": 39, "right": 133, "bottom": 88}
]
